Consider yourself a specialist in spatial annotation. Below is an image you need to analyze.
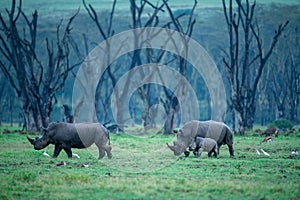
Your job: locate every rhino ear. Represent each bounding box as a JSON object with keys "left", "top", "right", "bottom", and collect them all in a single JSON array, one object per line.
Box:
[
  {"left": 177, "top": 129, "right": 183, "bottom": 135},
  {"left": 173, "top": 129, "right": 182, "bottom": 135},
  {"left": 27, "top": 136, "right": 35, "bottom": 145},
  {"left": 41, "top": 126, "right": 49, "bottom": 135}
]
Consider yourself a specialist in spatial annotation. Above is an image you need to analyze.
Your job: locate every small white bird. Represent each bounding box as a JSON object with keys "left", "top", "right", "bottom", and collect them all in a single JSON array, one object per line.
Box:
[
  {"left": 56, "top": 161, "right": 67, "bottom": 166},
  {"left": 288, "top": 151, "right": 298, "bottom": 159},
  {"left": 255, "top": 149, "right": 260, "bottom": 155},
  {"left": 260, "top": 149, "right": 270, "bottom": 156},
  {"left": 43, "top": 152, "right": 50, "bottom": 157},
  {"left": 72, "top": 153, "right": 80, "bottom": 159},
  {"left": 80, "top": 163, "right": 89, "bottom": 168}
]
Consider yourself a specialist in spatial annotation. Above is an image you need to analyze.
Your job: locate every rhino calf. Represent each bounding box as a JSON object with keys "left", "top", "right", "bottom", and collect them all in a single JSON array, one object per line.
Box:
[
  {"left": 27, "top": 122, "right": 112, "bottom": 159},
  {"left": 191, "top": 137, "right": 218, "bottom": 158}
]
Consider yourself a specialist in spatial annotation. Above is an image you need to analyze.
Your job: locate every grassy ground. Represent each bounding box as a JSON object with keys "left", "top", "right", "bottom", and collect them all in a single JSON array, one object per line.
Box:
[{"left": 0, "top": 128, "right": 299, "bottom": 200}]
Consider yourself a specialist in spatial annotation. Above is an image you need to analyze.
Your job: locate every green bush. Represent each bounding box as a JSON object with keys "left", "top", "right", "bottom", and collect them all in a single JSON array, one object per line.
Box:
[{"left": 269, "top": 118, "right": 293, "bottom": 129}]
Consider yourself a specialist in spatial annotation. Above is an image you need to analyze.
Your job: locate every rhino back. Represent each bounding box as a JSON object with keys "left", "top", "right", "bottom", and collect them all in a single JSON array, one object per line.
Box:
[
  {"left": 202, "top": 138, "right": 217, "bottom": 152},
  {"left": 182, "top": 120, "right": 208, "bottom": 138},
  {"left": 194, "top": 120, "right": 227, "bottom": 144},
  {"left": 45, "top": 123, "right": 83, "bottom": 147},
  {"left": 75, "top": 123, "right": 108, "bottom": 147},
  {"left": 195, "top": 121, "right": 210, "bottom": 137},
  {"left": 47, "top": 123, "right": 78, "bottom": 140}
]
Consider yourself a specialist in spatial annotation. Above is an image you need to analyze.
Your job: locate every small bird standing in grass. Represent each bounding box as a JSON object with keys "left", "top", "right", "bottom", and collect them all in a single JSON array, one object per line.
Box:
[
  {"left": 255, "top": 149, "right": 260, "bottom": 155},
  {"left": 43, "top": 152, "right": 50, "bottom": 157},
  {"left": 260, "top": 149, "right": 270, "bottom": 156},
  {"left": 288, "top": 151, "right": 298, "bottom": 159}
]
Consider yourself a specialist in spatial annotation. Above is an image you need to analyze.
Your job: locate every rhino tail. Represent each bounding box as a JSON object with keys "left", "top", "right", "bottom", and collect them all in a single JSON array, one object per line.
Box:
[
  {"left": 107, "top": 130, "right": 111, "bottom": 145},
  {"left": 226, "top": 127, "right": 234, "bottom": 145}
]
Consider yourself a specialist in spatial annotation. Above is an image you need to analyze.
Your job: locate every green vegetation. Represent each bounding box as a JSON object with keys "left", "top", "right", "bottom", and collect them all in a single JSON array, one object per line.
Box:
[
  {"left": 0, "top": 128, "right": 299, "bottom": 200},
  {"left": 0, "top": 125, "right": 22, "bottom": 132},
  {"left": 269, "top": 118, "right": 294, "bottom": 129}
]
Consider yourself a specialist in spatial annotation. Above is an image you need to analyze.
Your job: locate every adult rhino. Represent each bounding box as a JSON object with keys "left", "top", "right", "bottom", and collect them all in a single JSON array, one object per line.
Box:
[
  {"left": 167, "top": 120, "right": 234, "bottom": 157},
  {"left": 27, "top": 122, "right": 112, "bottom": 159}
]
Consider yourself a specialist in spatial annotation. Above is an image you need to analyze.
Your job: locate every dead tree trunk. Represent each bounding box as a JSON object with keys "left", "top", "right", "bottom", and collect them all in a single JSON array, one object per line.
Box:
[
  {"left": 0, "top": 74, "right": 7, "bottom": 126},
  {"left": 0, "top": 0, "right": 79, "bottom": 130},
  {"left": 222, "top": 0, "right": 288, "bottom": 135},
  {"left": 84, "top": 0, "right": 168, "bottom": 128},
  {"left": 162, "top": 0, "right": 197, "bottom": 134},
  {"left": 83, "top": 0, "right": 119, "bottom": 124},
  {"left": 84, "top": 0, "right": 196, "bottom": 132},
  {"left": 286, "top": 28, "right": 300, "bottom": 123}
]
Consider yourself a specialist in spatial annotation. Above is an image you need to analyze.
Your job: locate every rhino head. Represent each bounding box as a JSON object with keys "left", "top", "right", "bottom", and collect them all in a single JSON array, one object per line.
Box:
[
  {"left": 167, "top": 130, "right": 193, "bottom": 156},
  {"left": 27, "top": 127, "right": 50, "bottom": 150},
  {"left": 167, "top": 141, "right": 182, "bottom": 156}
]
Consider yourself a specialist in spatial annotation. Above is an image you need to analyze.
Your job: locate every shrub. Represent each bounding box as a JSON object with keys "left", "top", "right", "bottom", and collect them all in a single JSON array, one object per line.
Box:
[{"left": 269, "top": 118, "right": 293, "bottom": 129}]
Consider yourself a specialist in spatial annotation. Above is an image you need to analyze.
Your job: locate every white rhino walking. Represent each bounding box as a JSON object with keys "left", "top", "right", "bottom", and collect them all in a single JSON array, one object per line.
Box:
[{"left": 167, "top": 120, "right": 234, "bottom": 158}]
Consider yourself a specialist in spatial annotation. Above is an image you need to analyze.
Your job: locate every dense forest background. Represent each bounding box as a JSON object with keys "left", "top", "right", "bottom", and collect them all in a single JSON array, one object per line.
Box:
[{"left": 0, "top": 0, "right": 299, "bottom": 133}]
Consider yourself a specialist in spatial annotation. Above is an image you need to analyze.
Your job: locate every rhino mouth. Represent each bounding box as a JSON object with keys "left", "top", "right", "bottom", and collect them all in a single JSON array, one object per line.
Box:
[
  {"left": 34, "top": 146, "right": 42, "bottom": 150},
  {"left": 173, "top": 150, "right": 182, "bottom": 156},
  {"left": 167, "top": 142, "right": 185, "bottom": 156}
]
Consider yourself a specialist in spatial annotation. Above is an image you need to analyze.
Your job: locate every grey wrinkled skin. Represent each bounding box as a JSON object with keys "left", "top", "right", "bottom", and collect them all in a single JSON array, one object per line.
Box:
[
  {"left": 27, "top": 122, "right": 112, "bottom": 159},
  {"left": 167, "top": 120, "right": 234, "bottom": 157},
  {"left": 191, "top": 137, "right": 218, "bottom": 158}
]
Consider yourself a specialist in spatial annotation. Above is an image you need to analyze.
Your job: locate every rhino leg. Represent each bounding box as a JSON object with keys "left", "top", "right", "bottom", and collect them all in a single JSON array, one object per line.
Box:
[
  {"left": 104, "top": 145, "right": 112, "bottom": 159},
  {"left": 193, "top": 143, "right": 201, "bottom": 158},
  {"left": 62, "top": 143, "right": 72, "bottom": 158},
  {"left": 53, "top": 144, "right": 63, "bottom": 158},
  {"left": 96, "top": 143, "right": 112, "bottom": 160},
  {"left": 207, "top": 151, "right": 212, "bottom": 158},
  {"left": 212, "top": 145, "right": 218, "bottom": 158},
  {"left": 194, "top": 148, "right": 203, "bottom": 158},
  {"left": 64, "top": 148, "right": 73, "bottom": 158},
  {"left": 98, "top": 149, "right": 106, "bottom": 159},
  {"left": 217, "top": 144, "right": 221, "bottom": 155},
  {"left": 228, "top": 144, "right": 234, "bottom": 157},
  {"left": 195, "top": 151, "right": 202, "bottom": 158},
  {"left": 96, "top": 143, "right": 112, "bottom": 159},
  {"left": 184, "top": 150, "right": 190, "bottom": 157},
  {"left": 96, "top": 145, "right": 112, "bottom": 159}
]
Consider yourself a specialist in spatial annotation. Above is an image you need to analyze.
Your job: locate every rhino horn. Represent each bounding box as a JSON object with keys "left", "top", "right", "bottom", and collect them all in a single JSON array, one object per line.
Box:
[
  {"left": 27, "top": 136, "right": 35, "bottom": 145},
  {"left": 166, "top": 143, "right": 175, "bottom": 151}
]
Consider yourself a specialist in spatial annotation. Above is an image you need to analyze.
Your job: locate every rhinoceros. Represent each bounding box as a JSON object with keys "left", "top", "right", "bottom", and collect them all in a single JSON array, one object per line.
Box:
[
  {"left": 191, "top": 137, "right": 218, "bottom": 158},
  {"left": 167, "top": 120, "right": 234, "bottom": 157},
  {"left": 27, "top": 122, "right": 112, "bottom": 159}
]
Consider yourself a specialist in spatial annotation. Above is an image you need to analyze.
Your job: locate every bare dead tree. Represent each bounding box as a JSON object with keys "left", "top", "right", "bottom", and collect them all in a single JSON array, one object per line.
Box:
[
  {"left": 128, "top": 0, "right": 167, "bottom": 129},
  {"left": 0, "top": 73, "right": 19, "bottom": 126},
  {"left": 161, "top": 0, "right": 197, "bottom": 134},
  {"left": 0, "top": 73, "right": 6, "bottom": 126},
  {"left": 271, "top": 69, "right": 287, "bottom": 119},
  {"left": 222, "top": 0, "right": 288, "bottom": 135},
  {"left": 0, "top": 0, "right": 80, "bottom": 130},
  {"left": 82, "top": 0, "right": 119, "bottom": 124},
  {"left": 286, "top": 28, "right": 300, "bottom": 123},
  {"left": 270, "top": 28, "right": 300, "bottom": 123},
  {"left": 83, "top": 0, "right": 167, "bottom": 127},
  {"left": 127, "top": 0, "right": 198, "bottom": 133},
  {"left": 83, "top": 0, "right": 197, "bottom": 133}
]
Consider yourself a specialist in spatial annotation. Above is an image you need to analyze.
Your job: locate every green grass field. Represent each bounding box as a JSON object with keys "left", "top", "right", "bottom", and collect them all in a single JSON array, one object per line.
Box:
[{"left": 0, "top": 128, "right": 299, "bottom": 200}]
